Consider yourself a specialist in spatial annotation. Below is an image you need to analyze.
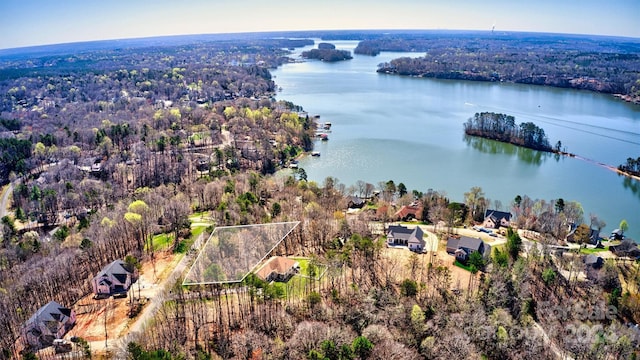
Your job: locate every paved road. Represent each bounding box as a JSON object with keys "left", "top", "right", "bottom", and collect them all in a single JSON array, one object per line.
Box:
[{"left": 0, "top": 181, "right": 14, "bottom": 219}]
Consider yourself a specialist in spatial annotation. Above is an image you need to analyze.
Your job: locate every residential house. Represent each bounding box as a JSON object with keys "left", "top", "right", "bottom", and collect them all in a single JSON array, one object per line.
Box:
[
  {"left": 347, "top": 196, "right": 365, "bottom": 209},
  {"left": 583, "top": 254, "right": 604, "bottom": 269},
  {"left": 483, "top": 210, "right": 512, "bottom": 229},
  {"left": 584, "top": 254, "right": 605, "bottom": 281},
  {"left": 22, "top": 301, "right": 76, "bottom": 349},
  {"left": 446, "top": 236, "right": 491, "bottom": 262},
  {"left": 566, "top": 225, "right": 601, "bottom": 245},
  {"left": 255, "top": 256, "right": 300, "bottom": 282},
  {"left": 387, "top": 225, "right": 425, "bottom": 252},
  {"left": 92, "top": 259, "right": 134, "bottom": 297},
  {"left": 394, "top": 202, "right": 423, "bottom": 221},
  {"left": 91, "top": 160, "right": 103, "bottom": 173},
  {"left": 609, "top": 229, "right": 625, "bottom": 241}
]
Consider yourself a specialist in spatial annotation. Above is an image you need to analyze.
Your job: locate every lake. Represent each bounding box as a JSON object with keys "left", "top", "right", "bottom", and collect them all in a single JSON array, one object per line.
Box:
[{"left": 272, "top": 40, "right": 640, "bottom": 241}]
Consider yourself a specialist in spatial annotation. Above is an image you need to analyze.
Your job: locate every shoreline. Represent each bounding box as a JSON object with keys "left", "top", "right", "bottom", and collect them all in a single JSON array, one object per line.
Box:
[
  {"left": 572, "top": 154, "right": 640, "bottom": 182},
  {"left": 467, "top": 134, "right": 640, "bottom": 182},
  {"left": 377, "top": 72, "right": 640, "bottom": 107}
]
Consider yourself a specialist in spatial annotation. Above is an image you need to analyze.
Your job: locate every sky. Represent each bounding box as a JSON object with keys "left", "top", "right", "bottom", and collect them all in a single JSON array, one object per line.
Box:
[{"left": 1, "top": 0, "right": 639, "bottom": 50}]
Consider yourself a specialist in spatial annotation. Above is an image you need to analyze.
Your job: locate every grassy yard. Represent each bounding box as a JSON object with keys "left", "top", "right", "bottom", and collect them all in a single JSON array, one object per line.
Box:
[
  {"left": 580, "top": 246, "right": 610, "bottom": 254},
  {"left": 178, "top": 212, "right": 215, "bottom": 253},
  {"left": 454, "top": 260, "right": 473, "bottom": 272},
  {"left": 151, "top": 224, "right": 209, "bottom": 254},
  {"left": 280, "top": 257, "right": 327, "bottom": 299},
  {"left": 151, "top": 233, "right": 173, "bottom": 251},
  {"left": 291, "top": 257, "right": 326, "bottom": 280},
  {"left": 189, "top": 211, "right": 215, "bottom": 222},
  {"left": 191, "top": 225, "right": 208, "bottom": 239}
]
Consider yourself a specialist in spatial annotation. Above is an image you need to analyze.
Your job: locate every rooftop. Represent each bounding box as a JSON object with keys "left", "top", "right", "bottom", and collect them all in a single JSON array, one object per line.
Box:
[
  {"left": 183, "top": 222, "right": 300, "bottom": 285},
  {"left": 254, "top": 256, "right": 299, "bottom": 281}
]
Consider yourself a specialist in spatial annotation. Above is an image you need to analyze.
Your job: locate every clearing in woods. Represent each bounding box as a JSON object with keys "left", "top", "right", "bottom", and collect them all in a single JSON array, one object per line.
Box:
[{"left": 69, "top": 252, "right": 177, "bottom": 353}]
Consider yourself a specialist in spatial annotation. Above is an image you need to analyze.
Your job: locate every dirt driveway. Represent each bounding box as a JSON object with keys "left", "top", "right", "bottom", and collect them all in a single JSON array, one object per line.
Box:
[{"left": 68, "top": 252, "right": 178, "bottom": 356}]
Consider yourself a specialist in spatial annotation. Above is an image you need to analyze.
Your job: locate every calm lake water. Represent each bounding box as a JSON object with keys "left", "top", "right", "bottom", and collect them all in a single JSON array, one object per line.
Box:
[{"left": 272, "top": 40, "right": 640, "bottom": 241}]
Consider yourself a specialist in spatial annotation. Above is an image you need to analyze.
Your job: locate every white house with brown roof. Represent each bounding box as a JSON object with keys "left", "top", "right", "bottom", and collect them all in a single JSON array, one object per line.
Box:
[{"left": 254, "top": 256, "right": 300, "bottom": 282}]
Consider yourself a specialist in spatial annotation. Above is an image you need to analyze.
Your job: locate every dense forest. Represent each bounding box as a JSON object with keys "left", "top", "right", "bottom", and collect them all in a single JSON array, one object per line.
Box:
[
  {"left": 0, "top": 37, "right": 317, "bottom": 186},
  {"left": 0, "top": 31, "right": 638, "bottom": 360},
  {"left": 0, "top": 36, "right": 319, "bottom": 358},
  {"left": 464, "top": 112, "right": 554, "bottom": 152},
  {"left": 358, "top": 32, "right": 640, "bottom": 104}
]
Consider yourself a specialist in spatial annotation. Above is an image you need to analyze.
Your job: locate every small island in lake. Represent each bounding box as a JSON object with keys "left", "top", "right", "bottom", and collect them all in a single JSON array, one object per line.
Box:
[
  {"left": 464, "top": 112, "right": 640, "bottom": 181},
  {"left": 464, "top": 112, "right": 554, "bottom": 152},
  {"left": 302, "top": 43, "right": 353, "bottom": 62}
]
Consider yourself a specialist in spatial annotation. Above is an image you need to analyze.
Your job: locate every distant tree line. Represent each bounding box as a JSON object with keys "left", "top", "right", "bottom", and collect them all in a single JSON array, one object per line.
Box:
[
  {"left": 359, "top": 32, "right": 640, "bottom": 104},
  {"left": 317, "top": 42, "right": 336, "bottom": 50},
  {"left": 0, "top": 38, "right": 318, "bottom": 186},
  {"left": 464, "top": 112, "right": 553, "bottom": 152}
]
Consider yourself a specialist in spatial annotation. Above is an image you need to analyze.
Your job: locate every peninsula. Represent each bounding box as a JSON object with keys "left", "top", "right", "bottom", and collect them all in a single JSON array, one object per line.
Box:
[{"left": 364, "top": 32, "right": 640, "bottom": 105}]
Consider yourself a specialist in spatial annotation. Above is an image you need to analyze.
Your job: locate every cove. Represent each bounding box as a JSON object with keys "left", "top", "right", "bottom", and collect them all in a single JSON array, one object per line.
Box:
[{"left": 273, "top": 40, "right": 640, "bottom": 241}]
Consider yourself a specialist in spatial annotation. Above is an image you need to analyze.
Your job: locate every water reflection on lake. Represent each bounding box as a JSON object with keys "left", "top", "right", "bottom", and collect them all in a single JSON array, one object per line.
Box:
[
  {"left": 463, "top": 136, "right": 550, "bottom": 166},
  {"left": 273, "top": 40, "right": 640, "bottom": 240}
]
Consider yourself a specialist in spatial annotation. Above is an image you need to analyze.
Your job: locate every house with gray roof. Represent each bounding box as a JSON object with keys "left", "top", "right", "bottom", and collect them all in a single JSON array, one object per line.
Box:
[
  {"left": 22, "top": 301, "right": 76, "bottom": 349},
  {"left": 583, "top": 254, "right": 604, "bottom": 269},
  {"left": 566, "top": 224, "right": 601, "bottom": 245},
  {"left": 387, "top": 225, "right": 425, "bottom": 252},
  {"left": 609, "top": 228, "right": 625, "bottom": 241},
  {"left": 92, "top": 259, "right": 134, "bottom": 297},
  {"left": 347, "top": 196, "right": 365, "bottom": 209},
  {"left": 446, "top": 236, "right": 491, "bottom": 262},
  {"left": 483, "top": 209, "right": 512, "bottom": 229}
]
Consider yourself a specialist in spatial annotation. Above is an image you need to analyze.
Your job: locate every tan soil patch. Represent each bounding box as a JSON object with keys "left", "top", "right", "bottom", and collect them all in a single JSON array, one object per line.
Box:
[
  {"left": 69, "top": 251, "right": 176, "bottom": 349},
  {"left": 381, "top": 241, "right": 475, "bottom": 292}
]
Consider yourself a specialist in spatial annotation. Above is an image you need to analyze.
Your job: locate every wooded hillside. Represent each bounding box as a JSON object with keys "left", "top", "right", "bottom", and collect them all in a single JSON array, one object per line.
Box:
[{"left": 359, "top": 32, "right": 640, "bottom": 104}]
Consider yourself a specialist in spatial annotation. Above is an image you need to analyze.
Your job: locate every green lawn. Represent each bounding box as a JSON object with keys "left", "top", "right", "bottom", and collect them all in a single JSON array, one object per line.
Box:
[
  {"left": 271, "top": 257, "right": 327, "bottom": 299},
  {"left": 147, "top": 212, "right": 215, "bottom": 254},
  {"left": 580, "top": 246, "right": 609, "bottom": 254},
  {"left": 363, "top": 204, "right": 377, "bottom": 211},
  {"left": 189, "top": 211, "right": 214, "bottom": 222},
  {"left": 454, "top": 260, "right": 473, "bottom": 272},
  {"left": 290, "top": 257, "right": 326, "bottom": 280},
  {"left": 151, "top": 233, "right": 173, "bottom": 251},
  {"left": 191, "top": 225, "right": 208, "bottom": 239}
]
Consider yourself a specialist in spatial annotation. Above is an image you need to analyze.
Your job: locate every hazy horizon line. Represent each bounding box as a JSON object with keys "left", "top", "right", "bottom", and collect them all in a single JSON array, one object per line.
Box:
[{"left": 2, "top": 27, "right": 639, "bottom": 53}]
